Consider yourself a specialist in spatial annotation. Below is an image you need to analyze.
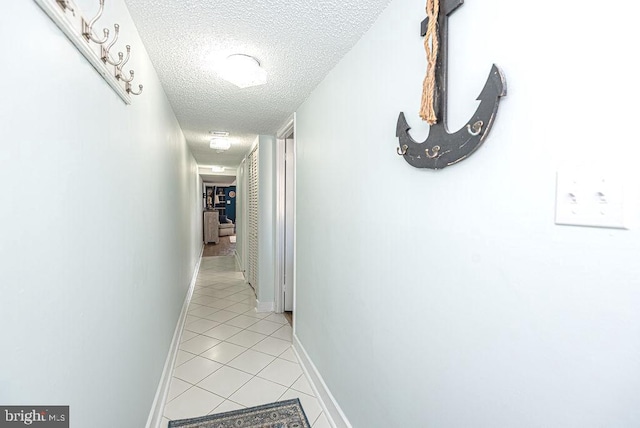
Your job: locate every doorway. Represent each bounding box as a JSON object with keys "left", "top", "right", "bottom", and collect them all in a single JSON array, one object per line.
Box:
[{"left": 275, "top": 116, "right": 296, "bottom": 324}]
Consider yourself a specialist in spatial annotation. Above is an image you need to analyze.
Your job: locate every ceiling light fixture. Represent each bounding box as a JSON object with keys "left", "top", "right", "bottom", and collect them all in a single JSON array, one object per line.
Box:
[
  {"left": 210, "top": 131, "right": 229, "bottom": 137},
  {"left": 210, "top": 137, "right": 231, "bottom": 151},
  {"left": 211, "top": 166, "right": 225, "bottom": 173},
  {"left": 217, "top": 54, "right": 267, "bottom": 89}
]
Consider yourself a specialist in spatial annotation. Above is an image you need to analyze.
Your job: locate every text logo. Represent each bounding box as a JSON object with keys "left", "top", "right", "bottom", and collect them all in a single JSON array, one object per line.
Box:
[{"left": 0, "top": 407, "right": 68, "bottom": 427}]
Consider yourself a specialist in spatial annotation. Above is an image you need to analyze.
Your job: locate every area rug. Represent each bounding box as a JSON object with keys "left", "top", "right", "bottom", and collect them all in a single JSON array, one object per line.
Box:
[{"left": 168, "top": 399, "right": 310, "bottom": 428}]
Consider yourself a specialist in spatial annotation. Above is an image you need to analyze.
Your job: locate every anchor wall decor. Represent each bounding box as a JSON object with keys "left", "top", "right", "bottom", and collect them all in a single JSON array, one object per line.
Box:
[{"left": 396, "top": 0, "right": 507, "bottom": 169}]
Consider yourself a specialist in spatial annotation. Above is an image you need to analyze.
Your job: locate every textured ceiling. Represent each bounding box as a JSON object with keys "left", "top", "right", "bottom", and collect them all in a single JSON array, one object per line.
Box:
[{"left": 124, "top": 0, "right": 392, "bottom": 171}]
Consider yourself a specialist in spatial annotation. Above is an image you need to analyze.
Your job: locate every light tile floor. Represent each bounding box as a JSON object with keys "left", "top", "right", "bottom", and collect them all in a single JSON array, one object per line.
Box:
[{"left": 161, "top": 256, "right": 330, "bottom": 428}]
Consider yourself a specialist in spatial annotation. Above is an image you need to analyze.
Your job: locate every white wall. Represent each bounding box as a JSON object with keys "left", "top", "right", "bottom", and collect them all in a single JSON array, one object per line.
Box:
[
  {"left": 0, "top": 2, "right": 202, "bottom": 427},
  {"left": 295, "top": 0, "right": 640, "bottom": 426}
]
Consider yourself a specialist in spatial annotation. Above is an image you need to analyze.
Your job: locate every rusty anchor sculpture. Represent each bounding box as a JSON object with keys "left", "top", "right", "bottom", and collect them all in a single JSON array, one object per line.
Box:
[{"left": 397, "top": 0, "right": 507, "bottom": 169}]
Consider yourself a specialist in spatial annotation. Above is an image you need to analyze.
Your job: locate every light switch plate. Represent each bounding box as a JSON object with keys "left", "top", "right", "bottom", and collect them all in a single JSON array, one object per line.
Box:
[{"left": 555, "top": 171, "right": 627, "bottom": 229}]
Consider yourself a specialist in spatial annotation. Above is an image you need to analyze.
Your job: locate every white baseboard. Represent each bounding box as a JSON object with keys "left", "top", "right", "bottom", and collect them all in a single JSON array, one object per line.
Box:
[
  {"left": 293, "top": 335, "right": 352, "bottom": 428},
  {"left": 145, "top": 245, "right": 204, "bottom": 428},
  {"left": 256, "top": 300, "right": 274, "bottom": 313},
  {"left": 234, "top": 250, "right": 243, "bottom": 275}
]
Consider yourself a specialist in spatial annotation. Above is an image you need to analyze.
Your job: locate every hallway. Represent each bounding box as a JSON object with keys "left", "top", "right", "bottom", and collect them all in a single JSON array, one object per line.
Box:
[
  {"left": 161, "top": 256, "right": 329, "bottom": 427},
  {"left": 7, "top": 1, "right": 640, "bottom": 426}
]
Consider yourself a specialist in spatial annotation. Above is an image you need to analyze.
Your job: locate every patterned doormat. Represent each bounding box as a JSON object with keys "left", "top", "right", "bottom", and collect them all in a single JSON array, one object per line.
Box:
[{"left": 168, "top": 399, "right": 310, "bottom": 428}]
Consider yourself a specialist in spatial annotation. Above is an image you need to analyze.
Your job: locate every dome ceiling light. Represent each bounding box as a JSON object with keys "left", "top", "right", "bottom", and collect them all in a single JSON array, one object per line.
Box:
[
  {"left": 210, "top": 138, "right": 231, "bottom": 151},
  {"left": 217, "top": 54, "right": 267, "bottom": 89}
]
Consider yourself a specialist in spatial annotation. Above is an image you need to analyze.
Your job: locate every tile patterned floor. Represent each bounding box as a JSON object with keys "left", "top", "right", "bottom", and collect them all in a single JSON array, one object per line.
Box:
[{"left": 161, "top": 256, "right": 330, "bottom": 428}]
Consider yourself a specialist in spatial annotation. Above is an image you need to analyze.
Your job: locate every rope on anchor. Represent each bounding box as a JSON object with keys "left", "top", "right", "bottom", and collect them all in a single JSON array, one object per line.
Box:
[{"left": 419, "top": 0, "right": 439, "bottom": 125}]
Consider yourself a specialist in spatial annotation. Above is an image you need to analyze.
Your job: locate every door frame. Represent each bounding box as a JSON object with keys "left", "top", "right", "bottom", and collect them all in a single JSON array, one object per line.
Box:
[
  {"left": 274, "top": 114, "right": 296, "bottom": 315},
  {"left": 237, "top": 158, "right": 247, "bottom": 277}
]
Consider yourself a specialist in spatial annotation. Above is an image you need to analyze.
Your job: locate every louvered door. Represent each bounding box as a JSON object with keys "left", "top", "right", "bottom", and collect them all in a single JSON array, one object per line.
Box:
[{"left": 247, "top": 146, "right": 259, "bottom": 291}]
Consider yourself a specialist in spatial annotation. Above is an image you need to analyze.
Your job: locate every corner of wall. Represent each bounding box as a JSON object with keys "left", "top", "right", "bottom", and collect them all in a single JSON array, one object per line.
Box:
[
  {"left": 293, "top": 335, "right": 352, "bottom": 428},
  {"left": 145, "top": 247, "right": 204, "bottom": 428}
]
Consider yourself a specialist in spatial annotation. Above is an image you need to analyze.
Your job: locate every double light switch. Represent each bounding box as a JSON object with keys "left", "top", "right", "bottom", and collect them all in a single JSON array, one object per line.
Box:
[{"left": 555, "top": 171, "right": 627, "bottom": 229}]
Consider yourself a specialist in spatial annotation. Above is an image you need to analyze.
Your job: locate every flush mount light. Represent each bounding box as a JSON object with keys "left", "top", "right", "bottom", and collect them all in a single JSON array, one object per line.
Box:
[
  {"left": 217, "top": 54, "right": 267, "bottom": 89},
  {"left": 211, "top": 166, "right": 225, "bottom": 173},
  {"left": 210, "top": 138, "right": 231, "bottom": 151}
]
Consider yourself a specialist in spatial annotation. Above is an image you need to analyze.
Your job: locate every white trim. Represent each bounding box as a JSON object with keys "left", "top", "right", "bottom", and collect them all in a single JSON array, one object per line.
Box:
[
  {"left": 247, "top": 135, "right": 260, "bottom": 158},
  {"left": 291, "top": 113, "right": 298, "bottom": 336},
  {"left": 235, "top": 249, "right": 243, "bottom": 275},
  {"left": 243, "top": 157, "right": 248, "bottom": 277},
  {"left": 293, "top": 335, "right": 352, "bottom": 428},
  {"left": 145, "top": 245, "right": 204, "bottom": 428},
  {"left": 275, "top": 114, "right": 296, "bottom": 314},
  {"left": 232, "top": 158, "right": 247, "bottom": 276},
  {"left": 276, "top": 114, "right": 295, "bottom": 139},
  {"left": 256, "top": 300, "right": 274, "bottom": 313},
  {"left": 201, "top": 179, "right": 237, "bottom": 187},
  {"left": 274, "top": 136, "right": 285, "bottom": 313}
]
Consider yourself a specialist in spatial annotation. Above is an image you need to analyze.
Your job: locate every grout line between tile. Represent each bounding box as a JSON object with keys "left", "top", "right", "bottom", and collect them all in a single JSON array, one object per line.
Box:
[{"left": 166, "top": 256, "right": 313, "bottom": 423}]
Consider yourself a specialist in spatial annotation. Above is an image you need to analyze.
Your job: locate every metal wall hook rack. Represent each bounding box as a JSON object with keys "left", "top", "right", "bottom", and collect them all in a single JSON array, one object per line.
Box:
[
  {"left": 55, "top": 0, "right": 74, "bottom": 16},
  {"left": 115, "top": 45, "right": 131, "bottom": 78},
  {"left": 118, "top": 69, "right": 135, "bottom": 83},
  {"left": 116, "top": 47, "right": 135, "bottom": 82},
  {"left": 101, "top": 24, "right": 124, "bottom": 66},
  {"left": 126, "top": 83, "right": 143, "bottom": 96},
  {"left": 82, "top": 0, "right": 109, "bottom": 44},
  {"left": 34, "top": 0, "right": 144, "bottom": 105}
]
